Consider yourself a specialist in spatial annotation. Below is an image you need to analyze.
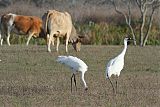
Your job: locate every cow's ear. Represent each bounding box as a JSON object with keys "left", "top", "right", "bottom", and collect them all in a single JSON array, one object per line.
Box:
[{"left": 78, "top": 35, "right": 85, "bottom": 38}]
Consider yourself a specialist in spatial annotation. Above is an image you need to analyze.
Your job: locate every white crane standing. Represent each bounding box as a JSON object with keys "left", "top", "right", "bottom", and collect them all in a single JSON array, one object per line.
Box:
[
  {"left": 56, "top": 55, "right": 88, "bottom": 92},
  {"left": 106, "top": 37, "right": 133, "bottom": 94}
]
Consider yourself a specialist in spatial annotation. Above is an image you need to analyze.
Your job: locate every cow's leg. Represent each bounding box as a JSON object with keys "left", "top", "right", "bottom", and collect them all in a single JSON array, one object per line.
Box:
[
  {"left": 47, "top": 34, "right": 53, "bottom": 52},
  {"left": 0, "top": 29, "right": 5, "bottom": 46},
  {"left": 0, "top": 33, "right": 3, "bottom": 46},
  {"left": 26, "top": 33, "right": 33, "bottom": 46},
  {"left": 65, "top": 38, "right": 69, "bottom": 53},
  {"left": 52, "top": 37, "right": 55, "bottom": 46},
  {"left": 7, "top": 32, "right": 11, "bottom": 46},
  {"left": 1, "top": 39, "right": 3, "bottom": 46},
  {"left": 56, "top": 37, "right": 60, "bottom": 52},
  {"left": 65, "top": 32, "right": 71, "bottom": 53},
  {"left": 6, "top": 27, "right": 11, "bottom": 46}
]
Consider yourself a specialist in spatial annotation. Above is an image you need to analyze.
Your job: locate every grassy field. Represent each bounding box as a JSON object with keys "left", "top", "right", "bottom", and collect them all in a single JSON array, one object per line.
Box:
[{"left": 0, "top": 45, "right": 159, "bottom": 107}]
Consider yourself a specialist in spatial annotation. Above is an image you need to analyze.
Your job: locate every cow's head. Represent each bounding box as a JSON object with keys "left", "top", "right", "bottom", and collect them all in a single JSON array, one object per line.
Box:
[
  {"left": 1, "top": 13, "right": 13, "bottom": 24},
  {"left": 72, "top": 39, "right": 81, "bottom": 52},
  {"left": 71, "top": 35, "right": 85, "bottom": 52}
]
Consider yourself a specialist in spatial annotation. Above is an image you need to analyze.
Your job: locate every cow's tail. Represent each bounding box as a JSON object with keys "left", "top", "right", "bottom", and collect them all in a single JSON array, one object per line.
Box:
[{"left": 45, "top": 11, "right": 52, "bottom": 33}]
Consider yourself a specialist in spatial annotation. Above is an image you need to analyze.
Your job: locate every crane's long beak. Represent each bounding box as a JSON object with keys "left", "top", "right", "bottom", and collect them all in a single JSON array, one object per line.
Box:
[
  {"left": 127, "top": 38, "right": 136, "bottom": 45},
  {"left": 128, "top": 38, "right": 136, "bottom": 42},
  {"left": 85, "top": 87, "right": 88, "bottom": 91}
]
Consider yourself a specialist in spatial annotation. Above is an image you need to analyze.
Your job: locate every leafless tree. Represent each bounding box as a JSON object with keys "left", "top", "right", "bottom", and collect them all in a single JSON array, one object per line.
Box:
[
  {"left": 111, "top": 0, "right": 160, "bottom": 46},
  {"left": 136, "top": 0, "right": 160, "bottom": 46},
  {"left": 110, "top": 0, "right": 137, "bottom": 45}
]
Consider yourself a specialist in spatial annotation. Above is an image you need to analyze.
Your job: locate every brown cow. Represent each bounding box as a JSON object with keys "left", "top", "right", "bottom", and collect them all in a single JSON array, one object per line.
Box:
[
  {"left": 0, "top": 13, "right": 45, "bottom": 46},
  {"left": 42, "top": 10, "right": 81, "bottom": 52}
]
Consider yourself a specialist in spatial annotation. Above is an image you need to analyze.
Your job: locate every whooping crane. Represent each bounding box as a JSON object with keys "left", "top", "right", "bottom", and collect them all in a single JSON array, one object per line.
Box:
[
  {"left": 56, "top": 55, "right": 88, "bottom": 92},
  {"left": 106, "top": 37, "right": 133, "bottom": 94}
]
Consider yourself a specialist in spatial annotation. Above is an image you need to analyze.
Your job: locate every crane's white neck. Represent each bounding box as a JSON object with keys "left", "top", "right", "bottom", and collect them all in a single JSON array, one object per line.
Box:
[
  {"left": 81, "top": 72, "right": 88, "bottom": 89},
  {"left": 120, "top": 39, "right": 128, "bottom": 57}
]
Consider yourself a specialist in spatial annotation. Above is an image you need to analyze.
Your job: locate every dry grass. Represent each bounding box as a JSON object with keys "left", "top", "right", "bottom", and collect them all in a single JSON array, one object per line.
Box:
[{"left": 0, "top": 45, "right": 159, "bottom": 107}]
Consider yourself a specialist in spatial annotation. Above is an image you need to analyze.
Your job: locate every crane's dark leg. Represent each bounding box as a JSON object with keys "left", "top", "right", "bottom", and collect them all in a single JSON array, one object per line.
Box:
[
  {"left": 108, "top": 77, "right": 115, "bottom": 94},
  {"left": 73, "top": 74, "right": 77, "bottom": 91},
  {"left": 71, "top": 74, "right": 74, "bottom": 92},
  {"left": 116, "top": 76, "right": 119, "bottom": 94}
]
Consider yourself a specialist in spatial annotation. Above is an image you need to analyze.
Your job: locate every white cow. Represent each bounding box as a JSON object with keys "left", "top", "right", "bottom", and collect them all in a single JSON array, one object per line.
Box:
[{"left": 42, "top": 10, "right": 81, "bottom": 52}]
